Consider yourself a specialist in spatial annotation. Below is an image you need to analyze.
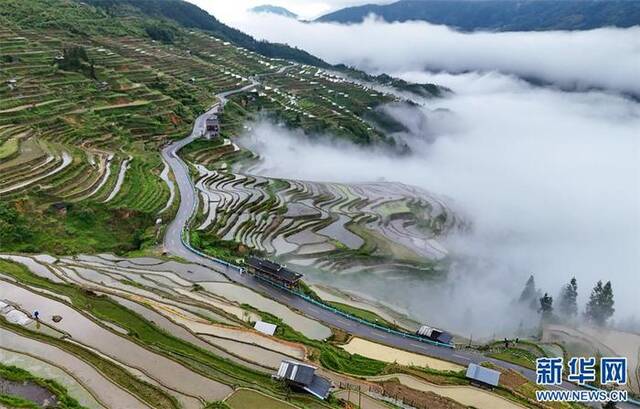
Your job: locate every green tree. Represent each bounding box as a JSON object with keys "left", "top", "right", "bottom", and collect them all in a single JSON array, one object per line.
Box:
[
  {"left": 586, "top": 280, "right": 615, "bottom": 326},
  {"left": 558, "top": 277, "right": 578, "bottom": 318},
  {"left": 519, "top": 274, "right": 540, "bottom": 310},
  {"left": 0, "top": 202, "right": 32, "bottom": 248},
  {"left": 57, "top": 46, "right": 96, "bottom": 79},
  {"left": 539, "top": 292, "right": 553, "bottom": 319}
]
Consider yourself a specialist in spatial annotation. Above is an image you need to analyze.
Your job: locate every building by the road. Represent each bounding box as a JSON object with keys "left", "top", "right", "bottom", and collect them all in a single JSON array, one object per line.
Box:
[
  {"left": 246, "top": 256, "right": 302, "bottom": 289},
  {"left": 416, "top": 325, "right": 454, "bottom": 345},
  {"left": 205, "top": 115, "right": 220, "bottom": 139},
  {"left": 275, "top": 360, "right": 332, "bottom": 400},
  {"left": 466, "top": 363, "right": 501, "bottom": 387}
]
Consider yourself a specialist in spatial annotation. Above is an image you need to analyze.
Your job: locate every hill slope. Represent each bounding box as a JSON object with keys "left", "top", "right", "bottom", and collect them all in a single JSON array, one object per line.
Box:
[
  {"left": 87, "top": 0, "right": 326, "bottom": 66},
  {"left": 317, "top": 0, "right": 640, "bottom": 31},
  {"left": 1, "top": 0, "right": 433, "bottom": 255}
]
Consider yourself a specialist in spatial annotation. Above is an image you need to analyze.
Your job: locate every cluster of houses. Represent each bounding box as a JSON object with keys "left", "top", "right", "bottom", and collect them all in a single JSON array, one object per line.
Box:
[
  {"left": 245, "top": 256, "right": 501, "bottom": 401},
  {"left": 245, "top": 257, "right": 331, "bottom": 399}
]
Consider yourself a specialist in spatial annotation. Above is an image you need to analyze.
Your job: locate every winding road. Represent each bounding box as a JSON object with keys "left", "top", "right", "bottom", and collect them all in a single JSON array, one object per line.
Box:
[{"left": 161, "top": 84, "right": 636, "bottom": 408}]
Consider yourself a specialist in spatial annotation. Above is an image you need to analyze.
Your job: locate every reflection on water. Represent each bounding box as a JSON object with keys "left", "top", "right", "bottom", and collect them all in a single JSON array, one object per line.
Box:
[
  {"left": 0, "top": 281, "right": 231, "bottom": 401},
  {"left": 0, "top": 348, "right": 105, "bottom": 409},
  {"left": 0, "top": 328, "right": 145, "bottom": 408}
]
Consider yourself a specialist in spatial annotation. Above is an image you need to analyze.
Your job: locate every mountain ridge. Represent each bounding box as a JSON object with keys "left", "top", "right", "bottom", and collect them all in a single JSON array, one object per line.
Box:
[
  {"left": 316, "top": 0, "right": 640, "bottom": 31},
  {"left": 250, "top": 4, "right": 298, "bottom": 18}
]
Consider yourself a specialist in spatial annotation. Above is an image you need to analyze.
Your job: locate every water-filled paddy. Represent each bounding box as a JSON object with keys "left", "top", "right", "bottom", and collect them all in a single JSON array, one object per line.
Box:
[
  {"left": 199, "top": 282, "right": 332, "bottom": 340},
  {"left": 0, "top": 281, "right": 232, "bottom": 401},
  {"left": 0, "top": 348, "right": 106, "bottom": 409},
  {"left": 0, "top": 328, "right": 146, "bottom": 408}
]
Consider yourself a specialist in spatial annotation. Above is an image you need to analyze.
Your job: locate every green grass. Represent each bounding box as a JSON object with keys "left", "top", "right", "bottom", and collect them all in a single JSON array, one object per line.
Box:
[
  {"left": 0, "top": 260, "right": 343, "bottom": 408},
  {"left": 488, "top": 348, "right": 539, "bottom": 371},
  {"left": 0, "top": 137, "right": 19, "bottom": 160},
  {"left": 204, "top": 402, "right": 232, "bottom": 409},
  {"left": 226, "top": 389, "right": 298, "bottom": 409},
  {"left": 327, "top": 301, "right": 396, "bottom": 329},
  {"left": 0, "top": 394, "right": 39, "bottom": 409},
  {"left": 485, "top": 339, "right": 547, "bottom": 371},
  {"left": 246, "top": 306, "right": 388, "bottom": 377},
  {"left": 0, "top": 201, "right": 154, "bottom": 255}
]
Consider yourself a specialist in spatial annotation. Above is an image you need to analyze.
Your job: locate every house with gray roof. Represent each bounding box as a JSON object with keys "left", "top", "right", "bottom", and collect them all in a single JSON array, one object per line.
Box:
[{"left": 275, "top": 360, "right": 332, "bottom": 400}]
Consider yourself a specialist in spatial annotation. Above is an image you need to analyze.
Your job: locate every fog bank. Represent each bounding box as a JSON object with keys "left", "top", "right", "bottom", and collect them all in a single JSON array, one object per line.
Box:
[
  {"left": 240, "top": 71, "right": 640, "bottom": 334},
  {"left": 220, "top": 10, "right": 640, "bottom": 335},
  {"left": 229, "top": 13, "right": 640, "bottom": 95}
]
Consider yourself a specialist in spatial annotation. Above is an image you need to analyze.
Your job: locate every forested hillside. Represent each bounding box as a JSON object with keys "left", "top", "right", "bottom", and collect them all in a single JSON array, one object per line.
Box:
[{"left": 317, "top": 0, "right": 640, "bottom": 31}]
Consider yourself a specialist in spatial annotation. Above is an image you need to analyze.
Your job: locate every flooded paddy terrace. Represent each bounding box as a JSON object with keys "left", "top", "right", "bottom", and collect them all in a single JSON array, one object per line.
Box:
[{"left": 0, "top": 252, "right": 337, "bottom": 407}]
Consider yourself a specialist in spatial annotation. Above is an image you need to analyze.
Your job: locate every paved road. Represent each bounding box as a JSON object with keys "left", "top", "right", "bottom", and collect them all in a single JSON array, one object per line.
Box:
[{"left": 161, "top": 85, "right": 635, "bottom": 408}]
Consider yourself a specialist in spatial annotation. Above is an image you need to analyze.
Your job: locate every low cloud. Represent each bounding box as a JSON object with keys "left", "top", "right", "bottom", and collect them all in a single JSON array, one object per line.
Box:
[
  {"left": 229, "top": 13, "right": 640, "bottom": 95},
  {"left": 216, "top": 10, "right": 640, "bottom": 335},
  {"left": 239, "top": 70, "right": 640, "bottom": 335}
]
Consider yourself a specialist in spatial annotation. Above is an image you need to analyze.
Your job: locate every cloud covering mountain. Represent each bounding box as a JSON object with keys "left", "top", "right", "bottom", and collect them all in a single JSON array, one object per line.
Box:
[
  {"left": 229, "top": 13, "right": 640, "bottom": 333},
  {"left": 230, "top": 14, "right": 640, "bottom": 95}
]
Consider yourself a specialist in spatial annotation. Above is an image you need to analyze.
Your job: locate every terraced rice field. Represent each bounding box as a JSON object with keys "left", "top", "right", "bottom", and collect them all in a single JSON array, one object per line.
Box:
[
  {"left": 1, "top": 0, "right": 408, "bottom": 257},
  {"left": 368, "top": 374, "right": 526, "bottom": 409},
  {"left": 543, "top": 324, "right": 640, "bottom": 394},
  {"left": 0, "top": 23, "right": 185, "bottom": 215},
  {"left": 191, "top": 158, "right": 458, "bottom": 276},
  {"left": 225, "top": 389, "right": 298, "bottom": 409},
  {"left": 0, "top": 253, "right": 340, "bottom": 408}
]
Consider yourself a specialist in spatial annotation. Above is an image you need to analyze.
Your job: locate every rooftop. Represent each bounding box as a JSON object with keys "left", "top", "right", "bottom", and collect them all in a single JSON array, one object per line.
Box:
[
  {"left": 247, "top": 256, "right": 302, "bottom": 283},
  {"left": 254, "top": 320, "right": 277, "bottom": 336},
  {"left": 466, "top": 363, "right": 501, "bottom": 387},
  {"left": 275, "top": 360, "right": 331, "bottom": 400}
]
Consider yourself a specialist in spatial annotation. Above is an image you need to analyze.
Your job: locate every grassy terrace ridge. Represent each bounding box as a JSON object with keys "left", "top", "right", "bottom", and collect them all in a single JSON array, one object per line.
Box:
[
  {"left": 225, "top": 389, "right": 298, "bottom": 409},
  {"left": 85, "top": 0, "right": 329, "bottom": 68},
  {"left": 243, "top": 304, "right": 397, "bottom": 377},
  {"left": 0, "top": 137, "right": 19, "bottom": 159},
  {"left": 0, "top": 260, "right": 274, "bottom": 387},
  {"left": 483, "top": 339, "right": 549, "bottom": 371}
]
